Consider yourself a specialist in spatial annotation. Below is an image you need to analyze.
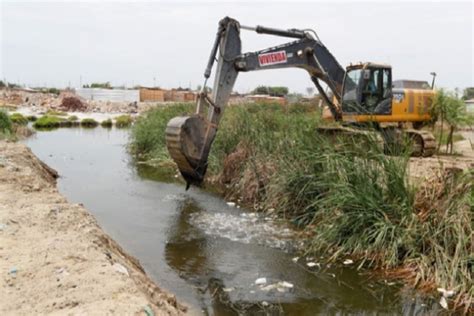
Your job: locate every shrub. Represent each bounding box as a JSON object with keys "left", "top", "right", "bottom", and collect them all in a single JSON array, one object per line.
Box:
[
  {"left": 101, "top": 119, "right": 113, "bottom": 128},
  {"left": 80, "top": 118, "right": 99, "bottom": 127},
  {"left": 115, "top": 115, "right": 133, "bottom": 128},
  {"left": 67, "top": 115, "right": 78, "bottom": 122},
  {"left": 27, "top": 115, "right": 37, "bottom": 122},
  {"left": 9, "top": 113, "right": 28, "bottom": 125}
]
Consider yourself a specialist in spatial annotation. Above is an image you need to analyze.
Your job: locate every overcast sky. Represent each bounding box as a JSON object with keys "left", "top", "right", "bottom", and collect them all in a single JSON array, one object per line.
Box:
[{"left": 1, "top": 1, "right": 472, "bottom": 93}]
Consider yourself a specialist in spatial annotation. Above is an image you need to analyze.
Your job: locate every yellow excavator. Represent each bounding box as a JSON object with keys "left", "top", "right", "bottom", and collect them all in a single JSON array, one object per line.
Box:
[{"left": 165, "top": 17, "right": 436, "bottom": 188}]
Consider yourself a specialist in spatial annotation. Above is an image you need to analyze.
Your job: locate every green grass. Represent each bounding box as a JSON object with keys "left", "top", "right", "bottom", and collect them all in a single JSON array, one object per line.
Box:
[
  {"left": 27, "top": 115, "right": 37, "bottom": 122},
  {"left": 101, "top": 119, "right": 113, "bottom": 128},
  {"left": 67, "top": 115, "right": 78, "bottom": 122},
  {"left": 115, "top": 115, "right": 133, "bottom": 128},
  {"left": 0, "top": 109, "right": 13, "bottom": 138},
  {"left": 33, "top": 115, "right": 64, "bottom": 129},
  {"left": 9, "top": 113, "right": 28, "bottom": 125},
  {"left": 130, "top": 103, "right": 193, "bottom": 161},
  {"left": 80, "top": 118, "right": 99, "bottom": 128},
  {"left": 129, "top": 103, "right": 473, "bottom": 310}
]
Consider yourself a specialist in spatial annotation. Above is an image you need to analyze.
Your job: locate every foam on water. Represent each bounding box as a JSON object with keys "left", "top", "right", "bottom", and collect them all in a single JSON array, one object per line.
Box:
[{"left": 189, "top": 211, "right": 295, "bottom": 250}]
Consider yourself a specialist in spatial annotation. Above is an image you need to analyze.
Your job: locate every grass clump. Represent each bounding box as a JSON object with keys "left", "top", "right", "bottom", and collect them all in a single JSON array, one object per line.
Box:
[
  {"left": 130, "top": 103, "right": 193, "bottom": 161},
  {"left": 33, "top": 115, "right": 64, "bottom": 129},
  {"left": 0, "top": 109, "right": 13, "bottom": 138},
  {"left": 101, "top": 119, "right": 113, "bottom": 128},
  {"left": 9, "top": 113, "right": 28, "bottom": 125},
  {"left": 27, "top": 115, "right": 37, "bottom": 122},
  {"left": 80, "top": 118, "right": 99, "bottom": 128},
  {"left": 67, "top": 115, "right": 78, "bottom": 122},
  {"left": 115, "top": 115, "right": 133, "bottom": 128}
]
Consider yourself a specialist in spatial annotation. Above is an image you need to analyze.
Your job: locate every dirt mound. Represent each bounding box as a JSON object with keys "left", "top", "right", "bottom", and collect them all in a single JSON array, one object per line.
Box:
[
  {"left": 0, "top": 142, "right": 186, "bottom": 315},
  {"left": 60, "top": 96, "right": 87, "bottom": 111}
]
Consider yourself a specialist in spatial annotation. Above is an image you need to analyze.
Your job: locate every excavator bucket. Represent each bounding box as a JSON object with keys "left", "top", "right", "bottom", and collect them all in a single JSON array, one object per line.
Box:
[{"left": 165, "top": 114, "right": 213, "bottom": 188}]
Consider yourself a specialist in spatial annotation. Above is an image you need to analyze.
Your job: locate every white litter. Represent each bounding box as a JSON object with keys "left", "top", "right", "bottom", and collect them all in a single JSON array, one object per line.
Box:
[
  {"left": 262, "top": 301, "right": 269, "bottom": 307},
  {"left": 279, "top": 281, "right": 294, "bottom": 289},
  {"left": 292, "top": 257, "right": 299, "bottom": 263},
  {"left": 437, "top": 288, "right": 455, "bottom": 298},
  {"left": 439, "top": 296, "right": 448, "bottom": 310},
  {"left": 223, "top": 287, "right": 234, "bottom": 292},
  {"left": 343, "top": 259, "right": 354, "bottom": 265},
  {"left": 306, "top": 262, "right": 319, "bottom": 268},
  {"left": 226, "top": 202, "right": 236, "bottom": 207},
  {"left": 113, "top": 263, "right": 129, "bottom": 276},
  {"left": 255, "top": 277, "right": 267, "bottom": 285}
]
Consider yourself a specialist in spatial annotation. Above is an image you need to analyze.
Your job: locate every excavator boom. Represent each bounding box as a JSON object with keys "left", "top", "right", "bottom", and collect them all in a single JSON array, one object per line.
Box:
[{"left": 166, "top": 17, "right": 346, "bottom": 188}]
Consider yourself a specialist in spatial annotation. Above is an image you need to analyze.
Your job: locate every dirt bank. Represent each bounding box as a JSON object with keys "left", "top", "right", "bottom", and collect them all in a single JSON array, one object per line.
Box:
[{"left": 0, "top": 142, "right": 186, "bottom": 315}]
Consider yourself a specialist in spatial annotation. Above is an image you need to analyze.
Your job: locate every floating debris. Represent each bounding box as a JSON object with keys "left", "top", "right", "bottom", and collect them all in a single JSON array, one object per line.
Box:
[
  {"left": 279, "top": 281, "right": 294, "bottom": 289},
  {"left": 255, "top": 277, "right": 267, "bottom": 285},
  {"left": 343, "top": 259, "right": 354, "bottom": 265}
]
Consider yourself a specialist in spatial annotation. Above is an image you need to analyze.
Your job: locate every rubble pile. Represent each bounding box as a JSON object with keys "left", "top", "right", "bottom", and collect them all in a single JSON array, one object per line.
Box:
[{"left": 60, "top": 96, "right": 87, "bottom": 112}]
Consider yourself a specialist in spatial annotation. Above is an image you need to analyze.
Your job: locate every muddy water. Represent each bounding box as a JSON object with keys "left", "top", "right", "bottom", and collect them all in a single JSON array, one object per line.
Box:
[{"left": 24, "top": 128, "right": 439, "bottom": 315}]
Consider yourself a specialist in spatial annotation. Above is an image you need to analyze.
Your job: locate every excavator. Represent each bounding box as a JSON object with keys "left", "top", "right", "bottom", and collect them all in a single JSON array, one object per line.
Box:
[{"left": 166, "top": 17, "right": 436, "bottom": 188}]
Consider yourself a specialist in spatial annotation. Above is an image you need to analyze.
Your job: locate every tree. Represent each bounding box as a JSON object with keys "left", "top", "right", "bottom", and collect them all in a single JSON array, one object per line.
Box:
[
  {"left": 251, "top": 86, "right": 288, "bottom": 97},
  {"left": 462, "top": 87, "right": 474, "bottom": 100},
  {"left": 0, "top": 80, "right": 5, "bottom": 88},
  {"left": 432, "top": 89, "right": 474, "bottom": 154},
  {"left": 90, "top": 82, "right": 112, "bottom": 89}
]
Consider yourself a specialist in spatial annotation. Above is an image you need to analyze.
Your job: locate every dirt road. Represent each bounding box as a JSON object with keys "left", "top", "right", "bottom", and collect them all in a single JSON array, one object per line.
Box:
[{"left": 0, "top": 142, "right": 186, "bottom": 315}]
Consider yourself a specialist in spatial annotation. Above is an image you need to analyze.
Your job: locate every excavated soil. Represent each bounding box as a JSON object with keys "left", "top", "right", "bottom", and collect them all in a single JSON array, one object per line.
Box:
[{"left": 0, "top": 142, "right": 186, "bottom": 315}]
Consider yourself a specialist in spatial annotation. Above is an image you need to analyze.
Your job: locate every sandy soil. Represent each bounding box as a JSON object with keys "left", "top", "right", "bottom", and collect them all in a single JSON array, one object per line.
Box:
[{"left": 0, "top": 142, "right": 186, "bottom": 315}]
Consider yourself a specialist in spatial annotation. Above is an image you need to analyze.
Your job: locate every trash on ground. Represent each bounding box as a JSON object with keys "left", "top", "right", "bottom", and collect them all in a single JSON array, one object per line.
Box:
[
  {"left": 306, "top": 262, "right": 319, "bottom": 268},
  {"left": 439, "top": 296, "right": 448, "bottom": 310},
  {"left": 223, "top": 287, "right": 234, "bottom": 292},
  {"left": 113, "top": 263, "right": 129, "bottom": 276},
  {"left": 255, "top": 277, "right": 267, "bottom": 285},
  {"left": 437, "top": 287, "right": 455, "bottom": 298},
  {"left": 292, "top": 257, "right": 299, "bottom": 263},
  {"left": 343, "top": 259, "right": 354, "bottom": 265},
  {"left": 226, "top": 202, "right": 236, "bottom": 207},
  {"left": 143, "top": 305, "right": 155, "bottom": 316}
]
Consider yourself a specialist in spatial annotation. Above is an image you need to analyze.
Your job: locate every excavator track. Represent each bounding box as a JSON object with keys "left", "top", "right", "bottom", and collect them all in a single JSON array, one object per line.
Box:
[{"left": 405, "top": 129, "right": 436, "bottom": 157}]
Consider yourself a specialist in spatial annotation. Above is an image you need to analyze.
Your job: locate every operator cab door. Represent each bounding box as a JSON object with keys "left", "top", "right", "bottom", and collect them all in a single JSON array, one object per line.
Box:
[{"left": 341, "top": 66, "right": 392, "bottom": 115}]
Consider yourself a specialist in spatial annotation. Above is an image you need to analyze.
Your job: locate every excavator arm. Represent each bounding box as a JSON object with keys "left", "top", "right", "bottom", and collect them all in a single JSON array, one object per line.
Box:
[{"left": 166, "top": 17, "right": 346, "bottom": 188}]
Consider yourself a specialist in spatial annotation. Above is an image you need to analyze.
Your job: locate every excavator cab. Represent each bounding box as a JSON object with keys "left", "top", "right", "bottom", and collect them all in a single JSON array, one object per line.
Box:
[{"left": 341, "top": 63, "right": 392, "bottom": 116}]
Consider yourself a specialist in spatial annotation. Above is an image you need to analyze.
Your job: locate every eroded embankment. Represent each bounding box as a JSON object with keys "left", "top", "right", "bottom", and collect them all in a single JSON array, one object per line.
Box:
[{"left": 0, "top": 142, "right": 186, "bottom": 315}]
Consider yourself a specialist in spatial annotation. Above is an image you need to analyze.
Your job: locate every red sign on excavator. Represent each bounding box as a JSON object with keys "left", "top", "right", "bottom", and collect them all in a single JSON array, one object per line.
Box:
[{"left": 258, "top": 51, "right": 287, "bottom": 66}]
